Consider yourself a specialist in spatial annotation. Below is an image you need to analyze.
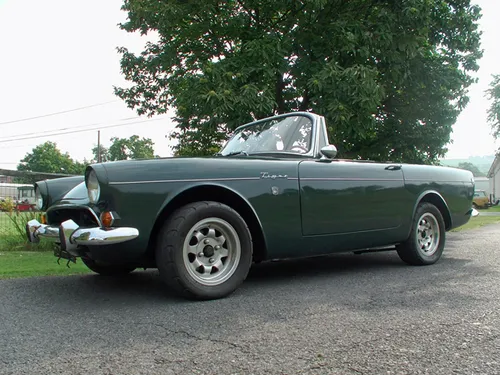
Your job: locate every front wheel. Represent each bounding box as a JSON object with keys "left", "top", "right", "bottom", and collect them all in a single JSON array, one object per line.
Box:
[
  {"left": 396, "top": 202, "right": 446, "bottom": 266},
  {"left": 156, "top": 201, "right": 253, "bottom": 300}
]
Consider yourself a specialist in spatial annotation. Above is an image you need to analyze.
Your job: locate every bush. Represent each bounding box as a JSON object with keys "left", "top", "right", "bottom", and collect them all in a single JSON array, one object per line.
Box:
[{"left": 0, "top": 198, "right": 15, "bottom": 212}]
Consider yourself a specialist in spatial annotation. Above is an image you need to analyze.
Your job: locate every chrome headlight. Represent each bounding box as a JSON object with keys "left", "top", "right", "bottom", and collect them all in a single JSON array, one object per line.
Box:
[
  {"left": 87, "top": 170, "right": 100, "bottom": 203},
  {"left": 35, "top": 187, "right": 44, "bottom": 210}
]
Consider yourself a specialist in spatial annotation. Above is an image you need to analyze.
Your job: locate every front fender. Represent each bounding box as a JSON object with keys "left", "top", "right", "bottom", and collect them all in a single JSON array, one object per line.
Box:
[
  {"left": 149, "top": 181, "right": 268, "bottom": 260},
  {"left": 38, "top": 176, "right": 85, "bottom": 210},
  {"left": 156, "top": 181, "right": 264, "bottom": 230}
]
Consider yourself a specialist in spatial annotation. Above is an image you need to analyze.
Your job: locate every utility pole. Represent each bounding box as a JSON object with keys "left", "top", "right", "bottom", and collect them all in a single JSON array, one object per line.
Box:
[{"left": 97, "top": 130, "right": 101, "bottom": 163}]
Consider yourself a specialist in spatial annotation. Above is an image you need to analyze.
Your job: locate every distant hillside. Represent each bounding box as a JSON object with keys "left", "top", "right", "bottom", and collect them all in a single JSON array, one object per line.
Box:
[{"left": 440, "top": 155, "right": 495, "bottom": 175}]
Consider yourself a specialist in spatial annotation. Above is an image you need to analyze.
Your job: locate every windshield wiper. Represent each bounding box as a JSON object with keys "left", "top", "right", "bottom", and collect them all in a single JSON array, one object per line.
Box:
[{"left": 217, "top": 151, "right": 249, "bottom": 157}]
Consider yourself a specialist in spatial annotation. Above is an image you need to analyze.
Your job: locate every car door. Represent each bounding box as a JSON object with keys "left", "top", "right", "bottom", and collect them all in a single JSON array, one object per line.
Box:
[{"left": 298, "top": 159, "right": 409, "bottom": 236}]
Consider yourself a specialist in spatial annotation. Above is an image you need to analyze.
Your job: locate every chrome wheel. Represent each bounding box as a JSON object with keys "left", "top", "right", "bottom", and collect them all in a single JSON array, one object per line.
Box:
[
  {"left": 416, "top": 212, "right": 440, "bottom": 256},
  {"left": 182, "top": 217, "right": 241, "bottom": 286}
]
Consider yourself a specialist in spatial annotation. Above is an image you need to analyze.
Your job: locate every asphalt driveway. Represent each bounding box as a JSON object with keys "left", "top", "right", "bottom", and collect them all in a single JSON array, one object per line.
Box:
[{"left": 1, "top": 224, "right": 500, "bottom": 375}]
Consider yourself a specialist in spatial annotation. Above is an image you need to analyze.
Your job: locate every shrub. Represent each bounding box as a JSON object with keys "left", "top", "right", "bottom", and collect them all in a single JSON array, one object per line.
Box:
[{"left": 0, "top": 198, "right": 15, "bottom": 212}]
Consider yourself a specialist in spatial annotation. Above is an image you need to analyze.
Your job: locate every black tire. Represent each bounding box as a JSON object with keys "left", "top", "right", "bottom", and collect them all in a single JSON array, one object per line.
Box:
[
  {"left": 81, "top": 257, "right": 137, "bottom": 276},
  {"left": 472, "top": 202, "right": 478, "bottom": 209},
  {"left": 396, "top": 202, "right": 446, "bottom": 266},
  {"left": 155, "top": 201, "right": 253, "bottom": 300}
]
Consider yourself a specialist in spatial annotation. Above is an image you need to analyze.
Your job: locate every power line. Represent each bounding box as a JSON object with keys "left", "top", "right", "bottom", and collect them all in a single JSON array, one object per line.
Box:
[
  {"left": 0, "top": 116, "right": 139, "bottom": 140},
  {"left": 0, "top": 116, "right": 170, "bottom": 144},
  {"left": 0, "top": 133, "right": 95, "bottom": 150},
  {"left": 0, "top": 100, "right": 120, "bottom": 126}
]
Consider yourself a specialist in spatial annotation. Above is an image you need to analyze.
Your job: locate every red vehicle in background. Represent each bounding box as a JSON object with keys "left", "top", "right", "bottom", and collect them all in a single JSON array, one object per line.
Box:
[
  {"left": 16, "top": 200, "right": 36, "bottom": 211},
  {"left": 15, "top": 186, "right": 37, "bottom": 211},
  {"left": 0, "top": 184, "right": 37, "bottom": 212}
]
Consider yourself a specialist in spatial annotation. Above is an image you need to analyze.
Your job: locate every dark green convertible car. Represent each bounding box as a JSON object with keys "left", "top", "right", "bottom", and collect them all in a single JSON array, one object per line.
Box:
[{"left": 26, "top": 112, "right": 477, "bottom": 300}]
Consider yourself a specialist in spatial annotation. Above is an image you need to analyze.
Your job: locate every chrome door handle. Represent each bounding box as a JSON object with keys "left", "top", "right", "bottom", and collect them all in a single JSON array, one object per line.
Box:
[{"left": 385, "top": 165, "right": 402, "bottom": 171}]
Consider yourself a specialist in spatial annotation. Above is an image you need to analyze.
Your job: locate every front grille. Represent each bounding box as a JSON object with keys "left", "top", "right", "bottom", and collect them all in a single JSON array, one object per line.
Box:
[{"left": 47, "top": 206, "right": 100, "bottom": 227}]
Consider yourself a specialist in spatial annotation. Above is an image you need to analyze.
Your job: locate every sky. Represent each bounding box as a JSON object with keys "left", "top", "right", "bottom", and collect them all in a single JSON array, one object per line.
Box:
[{"left": 0, "top": 0, "right": 499, "bottom": 170}]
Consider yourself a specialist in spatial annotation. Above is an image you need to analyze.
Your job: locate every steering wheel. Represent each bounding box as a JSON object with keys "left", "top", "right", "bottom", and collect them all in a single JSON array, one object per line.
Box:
[{"left": 289, "top": 145, "right": 308, "bottom": 154}]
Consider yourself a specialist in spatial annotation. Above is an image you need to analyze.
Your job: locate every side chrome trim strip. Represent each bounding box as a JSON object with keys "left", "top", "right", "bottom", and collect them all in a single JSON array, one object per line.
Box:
[
  {"left": 300, "top": 177, "right": 402, "bottom": 181},
  {"left": 404, "top": 179, "right": 465, "bottom": 183},
  {"left": 109, "top": 177, "right": 260, "bottom": 185},
  {"left": 110, "top": 176, "right": 454, "bottom": 184}
]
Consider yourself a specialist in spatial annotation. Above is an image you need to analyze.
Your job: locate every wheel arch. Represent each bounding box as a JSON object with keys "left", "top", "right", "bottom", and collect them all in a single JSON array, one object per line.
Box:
[
  {"left": 147, "top": 183, "right": 268, "bottom": 263},
  {"left": 412, "top": 190, "right": 452, "bottom": 232}
]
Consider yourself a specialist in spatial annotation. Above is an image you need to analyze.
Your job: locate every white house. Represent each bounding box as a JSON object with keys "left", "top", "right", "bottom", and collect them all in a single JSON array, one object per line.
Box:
[
  {"left": 475, "top": 176, "right": 491, "bottom": 196},
  {"left": 487, "top": 154, "right": 500, "bottom": 201}
]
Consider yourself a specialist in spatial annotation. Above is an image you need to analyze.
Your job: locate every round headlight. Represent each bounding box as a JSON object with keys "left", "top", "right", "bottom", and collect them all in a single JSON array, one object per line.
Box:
[
  {"left": 35, "top": 187, "right": 44, "bottom": 210},
  {"left": 87, "top": 170, "right": 100, "bottom": 203}
]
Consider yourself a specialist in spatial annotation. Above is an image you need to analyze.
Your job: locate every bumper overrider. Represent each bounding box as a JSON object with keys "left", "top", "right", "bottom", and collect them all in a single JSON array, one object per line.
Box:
[{"left": 26, "top": 218, "right": 139, "bottom": 257}]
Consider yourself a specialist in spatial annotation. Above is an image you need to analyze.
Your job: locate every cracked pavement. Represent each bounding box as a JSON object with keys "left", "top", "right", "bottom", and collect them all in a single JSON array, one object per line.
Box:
[{"left": 1, "top": 224, "right": 500, "bottom": 375}]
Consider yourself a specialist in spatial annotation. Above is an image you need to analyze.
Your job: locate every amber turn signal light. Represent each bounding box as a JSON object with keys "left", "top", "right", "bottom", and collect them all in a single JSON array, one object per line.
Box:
[
  {"left": 100, "top": 211, "right": 115, "bottom": 228},
  {"left": 40, "top": 213, "right": 47, "bottom": 225}
]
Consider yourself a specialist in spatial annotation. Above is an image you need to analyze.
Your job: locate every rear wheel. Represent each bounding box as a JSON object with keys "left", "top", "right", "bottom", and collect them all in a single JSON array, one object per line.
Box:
[
  {"left": 396, "top": 202, "right": 446, "bottom": 266},
  {"left": 81, "top": 257, "right": 137, "bottom": 276},
  {"left": 155, "top": 201, "right": 253, "bottom": 300}
]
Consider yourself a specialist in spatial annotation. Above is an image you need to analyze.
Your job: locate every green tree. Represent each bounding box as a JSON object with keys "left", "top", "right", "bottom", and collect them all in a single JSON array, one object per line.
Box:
[
  {"left": 115, "top": 0, "right": 482, "bottom": 163},
  {"left": 91, "top": 144, "right": 110, "bottom": 163},
  {"left": 486, "top": 74, "right": 500, "bottom": 139},
  {"left": 107, "top": 135, "right": 156, "bottom": 161},
  {"left": 173, "top": 126, "right": 225, "bottom": 157},
  {"left": 457, "top": 162, "right": 485, "bottom": 177},
  {"left": 17, "top": 141, "right": 86, "bottom": 175}
]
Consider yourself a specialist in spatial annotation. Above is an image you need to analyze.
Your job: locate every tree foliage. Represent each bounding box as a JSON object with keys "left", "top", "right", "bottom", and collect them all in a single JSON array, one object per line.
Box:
[
  {"left": 92, "top": 135, "right": 156, "bottom": 161},
  {"left": 17, "top": 141, "right": 86, "bottom": 175},
  {"left": 457, "top": 162, "right": 485, "bottom": 177},
  {"left": 115, "top": 0, "right": 483, "bottom": 164},
  {"left": 91, "top": 144, "right": 110, "bottom": 163},
  {"left": 486, "top": 74, "right": 500, "bottom": 139}
]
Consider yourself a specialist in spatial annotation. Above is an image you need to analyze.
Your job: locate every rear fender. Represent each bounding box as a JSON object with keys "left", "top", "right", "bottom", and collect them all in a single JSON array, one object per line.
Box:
[{"left": 409, "top": 190, "right": 452, "bottom": 235}]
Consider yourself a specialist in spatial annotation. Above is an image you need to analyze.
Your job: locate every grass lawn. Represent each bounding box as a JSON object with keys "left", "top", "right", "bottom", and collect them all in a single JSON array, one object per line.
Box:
[
  {"left": 0, "top": 210, "right": 42, "bottom": 234},
  {"left": 0, "top": 211, "right": 17, "bottom": 235},
  {"left": 0, "top": 211, "right": 54, "bottom": 252},
  {"left": 478, "top": 205, "right": 500, "bottom": 212},
  {"left": 0, "top": 211, "right": 91, "bottom": 279},
  {"left": 0, "top": 251, "right": 91, "bottom": 279},
  {"left": 450, "top": 215, "right": 500, "bottom": 232}
]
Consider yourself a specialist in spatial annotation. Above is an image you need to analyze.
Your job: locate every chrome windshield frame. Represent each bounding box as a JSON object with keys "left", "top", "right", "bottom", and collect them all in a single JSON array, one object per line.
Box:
[{"left": 219, "top": 112, "right": 325, "bottom": 159}]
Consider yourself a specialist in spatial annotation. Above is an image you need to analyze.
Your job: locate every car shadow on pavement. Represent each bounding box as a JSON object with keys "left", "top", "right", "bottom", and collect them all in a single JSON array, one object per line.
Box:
[
  {"left": 39, "top": 250, "right": 405, "bottom": 300},
  {"left": 246, "top": 249, "right": 404, "bottom": 283},
  {"left": 15, "top": 246, "right": 492, "bottom": 312}
]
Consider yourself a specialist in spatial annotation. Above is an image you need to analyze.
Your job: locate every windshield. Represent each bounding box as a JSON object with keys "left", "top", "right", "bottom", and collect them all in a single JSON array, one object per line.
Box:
[
  {"left": 474, "top": 191, "right": 487, "bottom": 197},
  {"left": 219, "top": 114, "right": 313, "bottom": 156}
]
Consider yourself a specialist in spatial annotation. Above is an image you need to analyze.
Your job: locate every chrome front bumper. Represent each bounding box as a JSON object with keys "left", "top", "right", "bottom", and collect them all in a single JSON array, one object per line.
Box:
[{"left": 26, "top": 219, "right": 139, "bottom": 257}]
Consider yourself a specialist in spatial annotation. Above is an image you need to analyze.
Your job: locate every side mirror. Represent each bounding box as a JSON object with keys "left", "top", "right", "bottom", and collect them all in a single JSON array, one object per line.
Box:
[{"left": 320, "top": 144, "right": 337, "bottom": 159}]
